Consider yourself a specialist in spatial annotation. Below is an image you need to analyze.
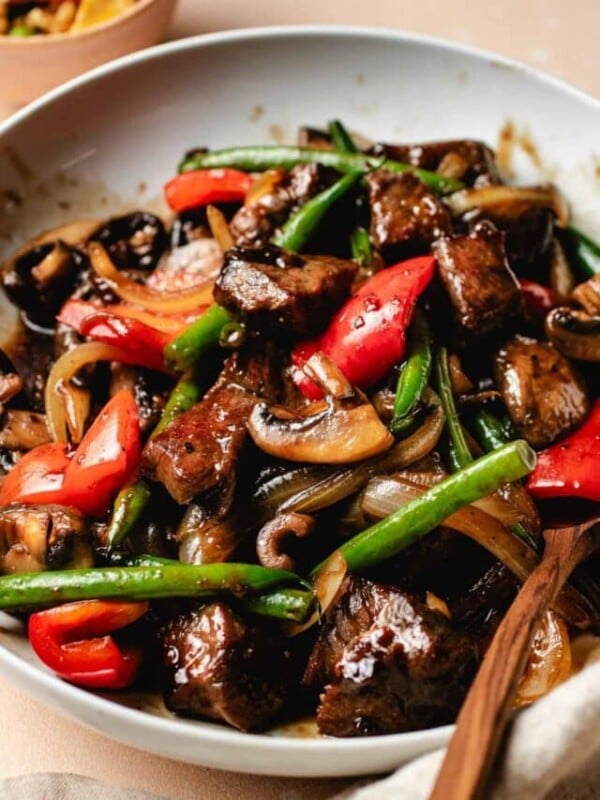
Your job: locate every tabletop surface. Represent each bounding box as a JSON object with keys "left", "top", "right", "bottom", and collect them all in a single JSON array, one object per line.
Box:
[{"left": 0, "top": 1, "right": 599, "bottom": 798}]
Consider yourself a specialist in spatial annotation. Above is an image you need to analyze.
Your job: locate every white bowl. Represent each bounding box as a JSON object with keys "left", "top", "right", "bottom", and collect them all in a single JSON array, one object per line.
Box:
[{"left": 0, "top": 26, "right": 599, "bottom": 778}]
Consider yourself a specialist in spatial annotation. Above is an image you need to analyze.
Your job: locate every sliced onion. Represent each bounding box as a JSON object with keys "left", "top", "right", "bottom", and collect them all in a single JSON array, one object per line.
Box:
[
  {"left": 88, "top": 242, "right": 214, "bottom": 313},
  {"left": 244, "top": 168, "right": 285, "bottom": 206},
  {"left": 12, "top": 219, "right": 101, "bottom": 255},
  {"left": 285, "top": 551, "right": 347, "bottom": 637},
  {"left": 63, "top": 384, "right": 90, "bottom": 444},
  {"left": 445, "top": 184, "right": 569, "bottom": 226},
  {"left": 515, "top": 610, "right": 571, "bottom": 708},
  {"left": 266, "top": 402, "right": 445, "bottom": 515},
  {"left": 206, "top": 205, "right": 234, "bottom": 252},
  {"left": 569, "top": 634, "right": 600, "bottom": 673},
  {"left": 104, "top": 304, "right": 199, "bottom": 335},
  {"left": 45, "top": 342, "right": 138, "bottom": 442},
  {"left": 393, "top": 468, "right": 541, "bottom": 535},
  {"left": 361, "top": 475, "right": 591, "bottom": 627}
]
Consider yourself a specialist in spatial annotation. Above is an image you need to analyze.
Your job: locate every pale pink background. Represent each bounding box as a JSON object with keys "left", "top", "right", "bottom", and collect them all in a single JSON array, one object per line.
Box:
[{"left": 0, "top": 2, "right": 598, "bottom": 798}]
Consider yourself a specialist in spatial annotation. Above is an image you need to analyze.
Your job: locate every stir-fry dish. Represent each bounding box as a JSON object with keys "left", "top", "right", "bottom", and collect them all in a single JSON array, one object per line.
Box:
[
  {"left": 1, "top": 0, "right": 137, "bottom": 36},
  {"left": 0, "top": 121, "right": 599, "bottom": 737}
]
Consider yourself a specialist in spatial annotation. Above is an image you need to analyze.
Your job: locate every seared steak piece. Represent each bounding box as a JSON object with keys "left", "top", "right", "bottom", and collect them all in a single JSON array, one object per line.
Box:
[
  {"left": 305, "top": 577, "right": 478, "bottom": 737},
  {"left": 494, "top": 335, "right": 589, "bottom": 448},
  {"left": 214, "top": 246, "right": 357, "bottom": 337},
  {"left": 433, "top": 221, "right": 522, "bottom": 336},
  {"left": 141, "top": 348, "right": 279, "bottom": 507},
  {"left": 304, "top": 576, "right": 393, "bottom": 687},
  {"left": 366, "top": 171, "right": 452, "bottom": 260},
  {"left": 462, "top": 204, "right": 555, "bottom": 278},
  {"left": 374, "top": 139, "right": 501, "bottom": 187},
  {"left": 161, "top": 603, "right": 291, "bottom": 732},
  {"left": 451, "top": 562, "right": 518, "bottom": 644},
  {"left": 230, "top": 163, "right": 337, "bottom": 248}
]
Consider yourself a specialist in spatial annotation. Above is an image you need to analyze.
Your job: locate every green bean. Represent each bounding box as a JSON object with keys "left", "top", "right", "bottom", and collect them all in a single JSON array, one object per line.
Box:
[
  {"left": 218, "top": 321, "right": 247, "bottom": 350},
  {"left": 164, "top": 303, "right": 232, "bottom": 372},
  {"left": 391, "top": 310, "right": 432, "bottom": 433},
  {"left": 0, "top": 562, "right": 302, "bottom": 611},
  {"left": 472, "top": 408, "right": 511, "bottom": 453},
  {"left": 560, "top": 226, "right": 600, "bottom": 278},
  {"left": 152, "top": 371, "right": 204, "bottom": 437},
  {"left": 350, "top": 226, "right": 373, "bottom": 267},
  {"left": 434, "top": 347, "right": 472, "bottom": 470},
  {"left": 315, "top": 440, "right": 536, "bottom": 574},
  {"left": 98, "top": 553, "right": 314, "bottom": 623},
  {"left": 273, "top": 171, "right": 362, "bottom": 252},
  {"left": 179, "top": 146, "right": 463, "bottom": 195},
  {"left": 106, "top": 371, "right": 205, "bottom": 548},
  {"left": 241, "top": 588, "right": 315, "bottom": 622},
  {"left": 326, "top": 123, "right": 374, "bottom": 266},
  {"left": 105, "top": 482, "right": 152, "bottom": 549},
  {"left": 328, "top": 120, "right": 358, "bottom": 153}
]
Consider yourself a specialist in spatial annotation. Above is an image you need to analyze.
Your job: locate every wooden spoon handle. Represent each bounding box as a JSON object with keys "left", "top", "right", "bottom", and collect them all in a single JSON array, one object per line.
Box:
[{"left": 428, "top": 528, "right": 587, "bottom": 800}]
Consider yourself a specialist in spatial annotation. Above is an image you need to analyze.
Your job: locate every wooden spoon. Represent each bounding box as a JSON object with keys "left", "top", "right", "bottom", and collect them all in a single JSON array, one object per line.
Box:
[{"left": 428, "top": 517, "right": 600, "bottom": 800}]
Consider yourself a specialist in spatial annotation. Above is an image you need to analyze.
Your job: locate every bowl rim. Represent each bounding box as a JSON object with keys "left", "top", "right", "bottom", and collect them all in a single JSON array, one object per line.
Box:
[
  {"left": 1, "top": 23, "right": 598, "bottom": 124},
  {"left": 0, "top": 24, "right": 598, "bottom": 775},
  {"left": 0, "top": 0, "right": 169, "bottom": 45}
]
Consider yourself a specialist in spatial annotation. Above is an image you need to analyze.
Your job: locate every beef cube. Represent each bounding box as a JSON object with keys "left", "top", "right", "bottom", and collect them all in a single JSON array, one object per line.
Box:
[
  {"left": 494, "top": 335, "right": 589, "bottom": 448},
  {"left": 303, "top": 577, "right": 392, "bottom": 687},
  {"left": 373, "top": 139, "right": 501, "bottom": 187},
  {"left": 433, "top": 221, "right": 522, "bottom": 336},
  {"left": 305, "top": 577, "right": 478, "bottom": 737},
  {"left": 366, "top": 171, "right": 452, "bottom": 260},
  {"left": 214, "top": 247, "right": 357, "bottom": 337},
  {"left": 161, "top": 603, "right": 291, "bottom": 732},
  {"left": 141, "top": 349, "right": 279, "bottom": 507},
  {"left": 229, "top": 163, "right": 337, "bottom": 248}
]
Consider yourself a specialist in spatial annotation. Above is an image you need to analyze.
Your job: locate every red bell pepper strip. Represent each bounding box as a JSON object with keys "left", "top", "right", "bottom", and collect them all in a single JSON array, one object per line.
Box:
[
  {"left": 164, "top": 168, "right": 254, "bottom": 213},
  {"left": 62, "top": 389, "right": 141, "bottom": 517},
  {"left": 292, "top": 256, "right": 436, "bottom": 398},
  {"left": 527, "top": 399, "right": 600, "bottom": 501},
  {"left": 58, "top": 300, "right": 176, "bottom": 372},
  {"left": 519, "top": 279, "right": 557, "bottom": 319},
  {"left": 29, "top": 600, "right": 148, "bottom": 689},
  {"left": 0, "top": 442, "right": 70, "bottom": 507},
  {"left": 0, "top": 390, "right": 141, "bottom": 517}
]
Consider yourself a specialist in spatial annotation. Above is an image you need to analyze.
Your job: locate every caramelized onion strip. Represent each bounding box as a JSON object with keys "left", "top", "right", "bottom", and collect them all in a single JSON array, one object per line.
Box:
[
  {"left": 361, "top": 475, "right": 593, "bottom": 628},
  {"left": 45, "top": 342, "right": 136, "bottom": 442},
  {"left": 88, "top": 242, "right": 214, "bottom": 313}
]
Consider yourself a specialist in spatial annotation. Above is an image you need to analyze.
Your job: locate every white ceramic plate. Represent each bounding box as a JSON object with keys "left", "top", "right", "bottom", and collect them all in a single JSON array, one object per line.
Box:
[{"left": 0, "top": 26, "right": 599, "bottom": 778}]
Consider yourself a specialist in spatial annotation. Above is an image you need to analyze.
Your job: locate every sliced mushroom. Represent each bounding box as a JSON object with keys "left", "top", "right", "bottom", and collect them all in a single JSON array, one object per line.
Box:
[
  {"left": 545, "top": 307, "right": 600, "bottom": 362},
  {"left": 256, "top": 512, "right": 315, "bottom": 571},
  {"left": 1, "top": 239, "right": 87, "bottom": 323},
  {"left": 91, "top": 212, "right": 168, "bottom": 271},
  {"left": 0, "top": 504, "right": 93, "bottom": 574},
  {"left": 0, "top": 409, "right": 51, "bottom": 450},
  {"left": 572, "top": 273, "right": 600, "bottom": 316},
  {"left": 447, "top": 354, "right": 474, "bottom": 395},
  {"left": 0, "top": 350, "right": 23, "bottom": 406},
  {"left": 248, "top": 354, "right": 394, "bottom": 464}
]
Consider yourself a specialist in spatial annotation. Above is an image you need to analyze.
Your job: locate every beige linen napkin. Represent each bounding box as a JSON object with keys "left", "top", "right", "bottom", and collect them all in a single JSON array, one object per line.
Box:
[{"left": 2, "top": 662, "right": 599, "bottom": 800}]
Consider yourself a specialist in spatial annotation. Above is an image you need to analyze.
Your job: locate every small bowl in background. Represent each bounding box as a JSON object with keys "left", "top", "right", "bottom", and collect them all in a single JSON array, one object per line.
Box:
[{"left": 0, "top": 0, "right": 178, "bottom": 107}]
